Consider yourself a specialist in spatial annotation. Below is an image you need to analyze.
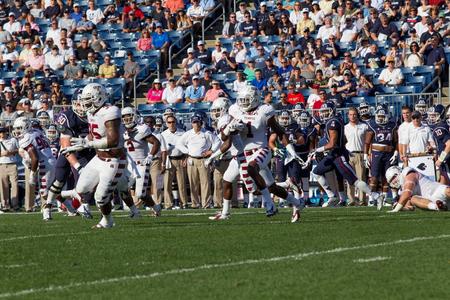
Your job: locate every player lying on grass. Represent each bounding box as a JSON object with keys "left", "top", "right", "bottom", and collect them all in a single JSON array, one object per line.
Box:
[{"left": 386, "top": 166, "right": 449, "bottom": 212}]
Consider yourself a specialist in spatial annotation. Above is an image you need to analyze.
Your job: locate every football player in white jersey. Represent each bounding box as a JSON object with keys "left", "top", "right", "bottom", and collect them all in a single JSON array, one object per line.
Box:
[
  {"left": 386, "top": 166, "right": 449, "bottom": 212},
  {"left": 61, "top": 83, "right": 127, "bottom": 228},
  {"left": 13, "top": 117, "right": 56, "bottom": 220},
  {"left": 219, "top": 86, "right": 305, "bottom": 222},
  {"left": 119, "top": 106, "right": 162, "bottom": 218}
]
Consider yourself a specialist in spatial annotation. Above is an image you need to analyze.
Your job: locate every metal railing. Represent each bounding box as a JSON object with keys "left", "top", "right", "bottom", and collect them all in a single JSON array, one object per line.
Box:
[
  {"left": 201, "top": 3, "right": 226, "bottom": 42},
  {"left": 168, "top": 30, "right": 194, "bottom": 69},
  {"left": 375, "top": 91, "right": 441, "bottom": 118},
  {"left": 421, "top": 72, "right": 442, "bottom": 94}
]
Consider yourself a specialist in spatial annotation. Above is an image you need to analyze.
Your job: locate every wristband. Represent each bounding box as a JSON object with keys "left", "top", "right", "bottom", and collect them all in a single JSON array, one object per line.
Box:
[
  {"left": 438, "top": 151, "right": 448, "bottom": 163},
  {"left": 316, "top": 146, "right": 325, "bottom": 153},
  {"left": 73, "top": 162, "right": 82, "bottom": 172}
]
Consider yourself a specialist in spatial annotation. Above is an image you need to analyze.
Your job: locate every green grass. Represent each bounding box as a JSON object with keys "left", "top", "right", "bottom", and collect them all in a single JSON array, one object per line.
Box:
[{"left": 0, "top": 207, "right": 449, "bottom": 299}]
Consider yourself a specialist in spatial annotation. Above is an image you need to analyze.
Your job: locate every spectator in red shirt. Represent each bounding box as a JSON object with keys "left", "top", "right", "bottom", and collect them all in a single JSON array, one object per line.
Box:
[
  {"left": 312, "top": 89, "right": 326, "bottom": 111},
  {"left": 122, "top": 0, "right": 145, "bottom": 22},
  {"left": 286, "top": 83, "right": 305, "bottom": 105},
  {"left": 146, "top": 79, "right": 164, "bottom": 103}
]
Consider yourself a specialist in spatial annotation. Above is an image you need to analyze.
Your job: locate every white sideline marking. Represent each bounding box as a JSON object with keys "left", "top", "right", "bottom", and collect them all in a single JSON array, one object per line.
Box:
[
  {"left": 0, "top": 234, "right": 449, "bottom": 298},
  {"left": 0, "top": 231, "right": 91, "bottom": 242},
  {"left": 353, "top": 256, "right": 391, "bottom": 263},
  {"left": 0, "top": 263, "right": 37, "bottom": 269}
]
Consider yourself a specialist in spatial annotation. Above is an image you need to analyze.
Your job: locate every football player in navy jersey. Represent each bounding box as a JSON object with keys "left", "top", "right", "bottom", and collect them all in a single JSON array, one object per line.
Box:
[
  {"left": 358, "top": 101, "right": 373, "bottom": 124},
  {"left": 428, "top": 104, "right": 450, "bottom": 184},
  {"left": 269, "top": 111, "right": 303, "bottom": 204},
  {"left": 293, "top": 111, "right": 317, "bottom": 204},
  {"left": 312, "top": 101, "right": 380, "bottom": 207},
  {"left": 364, "top": 108, "right": 399, "bottom": 209},
  {"left": 49, "top": 92, "right": 96, "bottom": 218},
  {"left": 45, "top": 125, "right": 60, "bottom": 159},
  {"left": 415, "top": 98, "right": 429, "bottom": 122}
]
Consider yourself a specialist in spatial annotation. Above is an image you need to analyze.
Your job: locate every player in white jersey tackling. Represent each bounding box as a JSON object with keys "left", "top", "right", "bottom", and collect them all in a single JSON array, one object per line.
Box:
[
  {"left": 119, "top": 106, "right": 161, "bottom": 217},
  {"left": 209, "top": 87, "right": 305, "bottom": 222},
  {"left": 386, "top": 166, "right": 449, "bottom": 212},
  {"left": 13, "top": 116, "right": 56, "bottom": 220},
  {"left": 62, "top": 83, "right": 127, "bottom": 228}
]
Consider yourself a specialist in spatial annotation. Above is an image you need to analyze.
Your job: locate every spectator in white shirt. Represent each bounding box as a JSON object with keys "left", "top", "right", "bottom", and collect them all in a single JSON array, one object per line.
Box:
[
  {"left": 3, "top": 13, "right": 21, "bottom": 34},
  {"left": 186, "top": 0, "right": 205, "bottom": 37},
  {"left": 180, "top": 47, "right": 202, "bottom": 75},
  {"left": 86, "top": 0, "right": 105, "bottom": 25},
  {"left": 398, "top": 105, "right": 413, "bottom": 165},
  {"left": 340, "top": 17, "right": 358, "bottom": 43},
  {"left": 378, "top": 56, "right": 404, "bottom": 86},
  {"left": 46, "top": 20, "right": 61, "bottom": 45},
  {"left": 405, "top": 110, "right": 435, "bottom": 155},
  {"left": 316, "top": 16, "right": 340, "bottom": 42},
  {"left": 162, "top": 78, "right": 184, "bottom": 104},
  {"left": 0, "top": 126, "right": 19, "bottom": 212},
  {"left": 44, "top": 45, "right": 64, "bottom": 71},
  {"left": 233, "top": 71, "right": 247, "bottom": 92},
  {"left": 344, "top": 107, "right": 368, "bottom": 205}
]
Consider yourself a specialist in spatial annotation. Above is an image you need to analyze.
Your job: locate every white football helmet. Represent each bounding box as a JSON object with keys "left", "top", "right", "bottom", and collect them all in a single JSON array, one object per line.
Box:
[
  {"left": 12, "top": 116, "right": 30, "bottom": 138},
  {"left": 210, "top": 97, "right": 230, "bottom": 120},
  {"left": 237, "top": 85, "right": 260, "bottom": 112},
  {"left": 45, "top": 124, "right": 59, "bottom": 142},
  {"left": 121, "top": 106, "right": 137, "bottom": 129},
  {"left": 386, "top": 166, "right": 402, "bottom": 189},
  {"left": 79, "top": 83, "right": 109, "bottom": 114}
]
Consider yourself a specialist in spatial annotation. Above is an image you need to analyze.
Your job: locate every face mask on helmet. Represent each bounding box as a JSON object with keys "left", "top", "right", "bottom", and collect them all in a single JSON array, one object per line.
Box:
[
  {"left": 80, "top": 84, "right": 108, "bottom": 114},
  {"left": 237, "top": 88, "right": 259, "bottom": 112},
  {"left": 210, "top": 107, "right": 223, "bottom": 120},
  {"left": 278, "top": 113, "right": 291, "bottom": 127},
  {"left": 415, "top": 101, "right": 427, "bottom": 115},
  {"left": 46, "top": 127, "right": 58, "bottom": 141},
  {"left": 12, "top": 118, "right": 29, "bottom": 138},
  {"left": 358, "top": 104, "right": 370, "bottom": 117},
  {"left": 122, "top": 113, "right": 136, "bottom": 128},
  {"left": 375, "top": 110, "right": 388, "bottom": 125},
  {"left": 319, "top": 106, "right": 333, "bottom": 121},
  {"left": 38, "top": 114, "right": 50, "bottom": 128},
  {"left": 71, "top": 97, "right": 86, "bottom": 118},
  {"left": 298, "top": 113, "right": 311, "bottom": 129}
]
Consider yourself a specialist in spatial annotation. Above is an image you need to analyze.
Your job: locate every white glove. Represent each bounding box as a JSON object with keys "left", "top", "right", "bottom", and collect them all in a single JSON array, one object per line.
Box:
[
  {"left": 389, "top": 150, "right": 398, "bottom": 165},
  {"left": 273, "top": 147, "right": 285, "bottom": 158},
  {"left": 143, "top": 154, "right": 153, "bottom": 166},
  {"left": 29, "top": 170, "right": 36, "bottom": 186},
  {"left": 315, "top": 146, "right": 325, "bottom": 153},
  {"left": 60, "top": 144, "right": 85, "bottom": 155},
  {"left": 70, "top": 137, "right": 89, "bottom": 148},
  {"left": 364, "top": 153, "right": 371, "bottom": 169}
]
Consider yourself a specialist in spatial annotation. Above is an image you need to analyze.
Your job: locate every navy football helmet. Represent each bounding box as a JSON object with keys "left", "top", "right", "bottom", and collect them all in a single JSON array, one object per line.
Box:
[
  {"left": 427, "top": 104, "right": 445, "bottom": 125},
  {"left": 319, "top": 101, "right": 336, "bottom": 121}
]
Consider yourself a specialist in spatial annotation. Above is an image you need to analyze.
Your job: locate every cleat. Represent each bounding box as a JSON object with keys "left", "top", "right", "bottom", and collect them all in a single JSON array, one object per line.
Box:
[
  {"left": 151, "top": 204, "right": 161, "bottom": 217},
  {"left": 208, "top": 212, "right": 230, "bottom": 220},
  {"left": 286, "top": 179, "right": 303, "bottom": 197},
  {"left": 322, "top": 197, "right": 339, "bottom": 207},
  {"left": 266, "top": 207, "right": 278, "bottom": 217},
  {"left": 436, "top": 200, "right": 448, "bottom": 211},
  {"left": 43, "top": 208, "right": 52, "bottom": 221},
  {"left": 291, "top": 210, "right": 300, "bottom": 223},
  {"left": 78, "top": 207, "right": 93, "bottom": 219},
  {"left": 92, "top": 222, "right": 114, "bottom": 229},
  {"left": 129, "top": 210, "right": 142, "bottom": 219},
  {"left": 66, "top": 211, "right": 79, "bottom": 217}
]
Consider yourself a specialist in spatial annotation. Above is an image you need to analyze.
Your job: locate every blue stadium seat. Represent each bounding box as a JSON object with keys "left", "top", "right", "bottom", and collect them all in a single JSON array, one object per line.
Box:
[
  {"left": 174, "top": 103, "right": 192, "bottom": 112},
  {"left": 192, "top": 102, "right": 211, "bottom": 111},
  {"left": 395, "top": 85, "right": 416, "bottom": 94}
]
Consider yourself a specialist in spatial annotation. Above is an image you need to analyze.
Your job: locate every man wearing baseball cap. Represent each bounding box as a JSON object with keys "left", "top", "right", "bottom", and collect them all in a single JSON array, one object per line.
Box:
[
  {"left": 0, "top": 125, "right": 19, "bottom": 212},
  {"left": 194, "top": 40, "right": 212, "bottom": 65},
  {"left": 176, "top": 113, "right": 220, "bottom": 208}
]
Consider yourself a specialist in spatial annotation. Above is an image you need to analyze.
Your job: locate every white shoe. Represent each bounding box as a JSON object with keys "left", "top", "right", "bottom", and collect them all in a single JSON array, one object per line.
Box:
[
  {"left": 92, "top": 222, "right": 114, "bottom": 229},
  {"left": 66, "top": 211, "right": 79, "bottom": 217},
  {"left": 322, "top": 197, "right": 339, "bottom": 207},
  {"left": 286, "top": 178, "right": 303, "bottom": 197},
  {"left": 43, "top": 208, "right": 52, "bottom": 221},
  {"left": 372, "top": 192, "right": 383, "bottom": 210},
  {"left": 208, "top": 212, "right": 230, "bottom": 220},
  {"left": 291, "top": 210, "right": 300, "bottom": 223}
]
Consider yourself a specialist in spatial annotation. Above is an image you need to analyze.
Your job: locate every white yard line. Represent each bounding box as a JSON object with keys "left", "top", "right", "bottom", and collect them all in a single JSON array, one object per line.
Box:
[
  {"left": 0, "top": 263, "right": 37, "bottom": 269},
  {"left": 0, "top": 234, "right": 448, "bottom": 298},
  {"left": 0, "top": 231, "right": 91, "bottom": 243},
  {"left": 353, "top": 256, "right": 391, "bottom": 263}
]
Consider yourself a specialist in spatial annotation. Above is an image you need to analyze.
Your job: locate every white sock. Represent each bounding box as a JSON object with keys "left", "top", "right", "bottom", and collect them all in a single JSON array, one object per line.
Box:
[
  {"left": 276, "top": 181, "right": 289, "bottom": 189},
  {"left": 293, "top": 190, "right": 301, "bottom": 200},
  {"left": 355, "top": 180, "right": 371, "bottom": 194},
  {"left": 63, "top": 200, "right": 76, "bottom": 213},
  {"left": 83, "top": 203, "right": 90, "bottom": 212},
  {"left": 61, "top": 189, "right": 76, "bottom": 199},
  {"left": 222, "top": 199, "right": 230, "bottom": 215},
  {"left": 392, "top": 203, "right": 403, "bottom": 212},
  {"left": 315, "top": 174, "right": 336, "bottom": 198},
  {"left": 427, "top": 202, "right": 438, "bottom": 211},
  {"left": 338, "top": 191, "right": 346, "bottom": 202},
  {"left": 260, "top": 188, "right": 274, "bottom": 210}
]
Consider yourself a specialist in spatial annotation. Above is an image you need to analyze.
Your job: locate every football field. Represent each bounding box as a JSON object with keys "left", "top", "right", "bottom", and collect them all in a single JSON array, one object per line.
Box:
[{"left": 0, "top": 207, "right": 449, "bottom": 299}]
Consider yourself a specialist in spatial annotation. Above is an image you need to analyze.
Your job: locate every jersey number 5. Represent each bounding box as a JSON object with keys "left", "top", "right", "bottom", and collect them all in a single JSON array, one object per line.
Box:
[{"left": 89, "top": 123, "right": 102, "bottom": 139}]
